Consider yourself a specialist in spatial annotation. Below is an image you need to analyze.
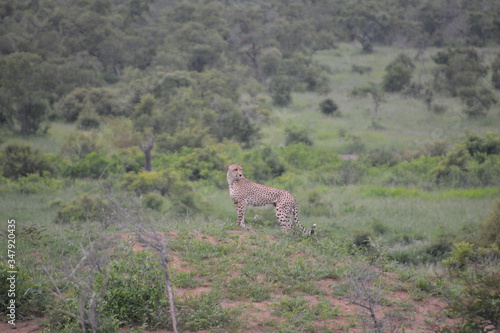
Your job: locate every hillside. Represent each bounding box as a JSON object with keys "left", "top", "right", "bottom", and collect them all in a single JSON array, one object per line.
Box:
[{"left": 1, "top": 0, "right": 500, "bottom": 332}]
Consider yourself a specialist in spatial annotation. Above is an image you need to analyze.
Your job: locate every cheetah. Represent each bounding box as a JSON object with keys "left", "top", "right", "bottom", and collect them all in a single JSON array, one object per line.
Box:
[{"left": 225, "top": 164, "right": 316, "bottom": 234}]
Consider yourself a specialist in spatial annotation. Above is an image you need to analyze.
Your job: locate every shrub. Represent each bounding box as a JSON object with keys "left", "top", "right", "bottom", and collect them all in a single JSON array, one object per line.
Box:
[
  {"left": 284, "top": 126, "right": 314, "bottom": 146},
  {"left": 55, "top": 194, "right": 110, "bottom": 224},
  {"left": 0, "top": 263, "right": 49, "bottom": 319},
  {"left": 77, "top": 107, "right": 101, "bottom": 130},
  {"left": 442, "top": 243, "right": 500, "bottom": 332},
  {"left": 123, "top": 170, "right": 183, "bottom": 196},
  {"left": 103, "top": 252, "right": 170, "bottom": 328},
  {"left": 319, "top": 98, "right": 340, "bottom": 116},
  {"left": 382, "top": 54, "right": 415, "bottom": 93},
  {"left": 477, "top": 200, "right": 500, "bottom": 247},
  {"left": 142, "top": 192, "right": 164, "bottom": 211},
  {"left": 61, "top": 131, "right": 103, "bottom": 159},
  {"left": 491, "top": 52, "right": 500, "bottom": 89},
  {"left": 269, "top": 76, "right": 292, "bottom": 106},
  {"left": 64, "top": 152, "right": 112, "bottom": 179},
  {"left": 0, "top": 143, "right": 51, "bottom": 179},
  {"left": 178, "top": 291, "right": 235, "bottom": 331},
  {"left": 459, "top": 86, "right": 497, "bottom": 118}
]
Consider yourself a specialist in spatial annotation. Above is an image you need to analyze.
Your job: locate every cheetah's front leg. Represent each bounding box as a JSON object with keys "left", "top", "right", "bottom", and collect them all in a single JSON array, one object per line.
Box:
[{"left": 235, "top": 202, "right": 247, "bottom": 228}]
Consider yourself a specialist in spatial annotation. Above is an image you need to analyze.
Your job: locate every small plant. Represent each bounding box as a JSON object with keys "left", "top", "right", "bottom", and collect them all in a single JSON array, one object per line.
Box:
[
  {"left": 142, "top": 192, "right": 164, "bottom": 211},
  {"left": 284, "top": 126, "right": 314, "bottom": 146},
  {"left": 0, "top": 143, "right": 51, "bottom": 179},
  {"left": 319, "top": 98, "right": 341, "bottom": 117}
]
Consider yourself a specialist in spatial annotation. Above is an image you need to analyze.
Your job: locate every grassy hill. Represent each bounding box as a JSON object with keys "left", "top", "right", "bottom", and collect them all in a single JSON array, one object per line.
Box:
[{"left": 1, "top": 44, "right": 499, "bottom": 332}]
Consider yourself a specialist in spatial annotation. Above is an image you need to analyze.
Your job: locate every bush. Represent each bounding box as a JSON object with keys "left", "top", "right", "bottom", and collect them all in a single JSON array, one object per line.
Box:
[
  {"left": 61, "top": 131, "right": 103, "bottom": 159},
  {"left": 319, "top": 98, "right": 340, "bottom": 117},
  {"left": 0, "top": 143, "right": 51, "bottom": 179},
  {"left": 103, "top": 252, "right": 170, "bottom": 328},
  {"left": 55, "top": 194, "right": 110, "bottom": 224},
  {"left": 459, "top": 86, "right": 497, "bottom": 118},
  {"left": 285, "top": 126, "right": 314, "bottom": 146},
  {"left": 64, "top": 152, "right": 112, "bottom": 179},
  {"left": 382, "top": 54, "right": 415, "bottom": 93},
  {"left": 123, "top": 170, "right": 184, "bottom": 196},
  {"left": 269, "top": 76, "right": 292, "bottom": 106},
  {"left": 442, "top": 243, "right": 500, "bottom": 332},
  {"left": 142, "top": 192, "right": 164, "bottom": 211},
  {"left": 0, "top": 263, "right": 49, "bottom": 319},
  {"left": 477, "top": 200, "right": 500, "bottom": 247},
  {"left": 178, "top": 291, "right": 235, "bottom": 331}
]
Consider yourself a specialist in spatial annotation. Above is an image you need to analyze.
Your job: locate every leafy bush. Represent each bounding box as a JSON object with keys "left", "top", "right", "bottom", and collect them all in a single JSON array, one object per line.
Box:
[
  {"left": 432, "top": 48, "right": 488, "bottom": 96},
  {"left": 319, "top": 98, "right": 341, "bottom": 116},
  {"left": 123, "top": 170, "right": 185, "bottom": 196},
  {"left": 442, "top": 243, "right": 500, "bottom": 332},
  {"left": 61, "top": 131, "right": 103, "bottom": 159},
  {"left": 0, "top": 263, "right": 49, "bottom": 319},
  {"left": 178, "top": 291, "right": 235, "bottom": 331},
  {"left": 142, "top": 192, "right": 164, "bottom": 211},
  {"left": 0, "top": 143, "right": 52, "bottom": 179},
  {"left": 382, "top": 53, "right": 415, "bottom": 92},
  {"left": 477, "top": 200, "right": 500, "bottom": 247},
  {"left": 55, "top": 194, "right": 110, "bottom": 224},
  {"left": 269, "top": 75, "right": 292, "bottom": 106},
  {"left": 64, "top": 152, "right": 113, "bottom": 179},
  {"left": 491, "top": 52, "right": 500, "bottom": 89},
  {"left": 459, "top": 86, "right": 497, "bottom": 118},
  {"left": 103, "top": 252, "right": 170, "bottom": 328},
  {"left": 284, "top": 126, "right": 314, "bottom": 146}
]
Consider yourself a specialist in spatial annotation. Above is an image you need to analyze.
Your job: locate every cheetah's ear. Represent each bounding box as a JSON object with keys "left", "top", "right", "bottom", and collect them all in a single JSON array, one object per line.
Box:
[{"left": 224, "top": 165, "right": 229, "bottom": 171}]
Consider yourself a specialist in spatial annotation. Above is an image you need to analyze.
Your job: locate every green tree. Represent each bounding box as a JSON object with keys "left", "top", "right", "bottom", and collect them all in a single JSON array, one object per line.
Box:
[
  {"left": 319, "top": 98, "right": 340, "bottom": 117},
  {"left": 0, "top": 52, "right": 49, "bottom": 134},
  {"left": 382, "top": 53, "right": 415, "bottom": 93},
  {"left": 432, "top": 48, "right": 488, "bottom": 96},
  {"left": 492, "top": 53, "right": 500, "bottom": 89},
  {"left": 0, "top": 143, "right": 51, "bottom": 179}
]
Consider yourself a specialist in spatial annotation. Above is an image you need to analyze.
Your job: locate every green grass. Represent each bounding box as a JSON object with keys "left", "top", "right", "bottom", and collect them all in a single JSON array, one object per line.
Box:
[
  {"left": 262, "top": 44, "right": 500, "bottom": 153},
  {"left": 1, "top": 44, "right": 499, "bottom": 332}
]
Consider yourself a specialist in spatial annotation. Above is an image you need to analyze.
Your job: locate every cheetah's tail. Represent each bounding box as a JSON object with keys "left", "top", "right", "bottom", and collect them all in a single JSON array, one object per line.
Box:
[{"left": 293, "top": 206, "right": 317, "bottom": 235}]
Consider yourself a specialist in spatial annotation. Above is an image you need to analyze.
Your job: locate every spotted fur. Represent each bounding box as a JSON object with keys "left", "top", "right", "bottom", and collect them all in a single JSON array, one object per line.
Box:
[{"left": 225, "top": 164, "right": 316, "bottom": 234}]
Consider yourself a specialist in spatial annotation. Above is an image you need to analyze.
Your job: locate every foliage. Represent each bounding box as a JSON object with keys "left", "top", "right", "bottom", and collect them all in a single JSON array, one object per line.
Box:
[
  {"left": 0, "top": 143, "right": 51, "bottom": 179},
  {"left": 269, "top": 75, "right": 293, "bottom": 106},
  {"left": 477, "top": 201, "right": 500, "bottom": 247},
  {"left": 55, "top": 194, "right": 110, "bottom": 224},
  {"left": 492, "top": 52, "right": 500, "bottom": 89},
  {"left": 284, "top": 126, "right": 314, "bottom": 147},
  {"left": 382, "top": 53, "right": 415, "bottom": 93},
  {"left": 432, "top": 134, "right": 500, "bottom": 187},
  {"left": 123, "top": 170, "right": 186, "bottom": 196},
  {"left": 178, "top": 291, "right": 235, "bottom": 331},
  {"left": 0, "top": 263, "right": 49, "bottom": 319},
  {"left": 0, "top": 52, "right": 50, "bottom": 134},
  {"left": 319, "top": 98, "right": 341, "bottom": 117},
  {"left": 64, "top": 152, "right": 114, "bottom": 179},
  {"left": 142, "top": 192, "right": 164, "bottom": 211},
  {"left": 442, "top": 243, "right": 500, "bottom": 332},
  {"left": 459, "top": 86, "right": 497, "bottom": 118},
  {"left": 60, "top": 131, "right": 103, "bottom": 159},
  {"left": 432, "top": 48, "right": 489, "bottom": 97},
  {"left": 103, "top": 252, "right": 170, "bottom": 328}
]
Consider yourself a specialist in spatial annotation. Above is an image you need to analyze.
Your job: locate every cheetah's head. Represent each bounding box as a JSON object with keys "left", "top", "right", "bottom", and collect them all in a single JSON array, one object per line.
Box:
[{"left": 225, "top": 164, "right": 243, "bottom": 182}]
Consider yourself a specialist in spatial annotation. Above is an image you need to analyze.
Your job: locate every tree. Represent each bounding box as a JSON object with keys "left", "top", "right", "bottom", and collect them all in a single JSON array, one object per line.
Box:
[
  {"left": 432, "top": 48, "right": 488, "bottom": 96},
  {"left": 131, "top": 94, "right": 159, "bottom": 172},
  {"left": 492, "top": 53, "right": 500, "bottom": 89},
  {"left": 0, "top": 143, "right": 51, "bottom": 179},
  {"left": 0, "top": 52, "right": 49, "bottom": 134},
  {"left": 352, "top": 83, "right": 385, "bottom": 115},
  {"left": 319, "top": 98, "right": 340, "bottom": 116},
  {"left": 382, "top": 53, "right": 415, "bottom": 93}
]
